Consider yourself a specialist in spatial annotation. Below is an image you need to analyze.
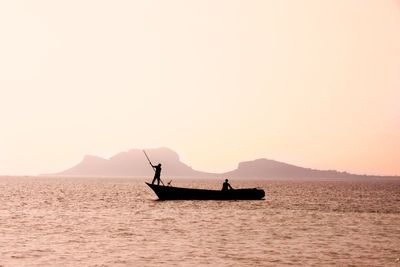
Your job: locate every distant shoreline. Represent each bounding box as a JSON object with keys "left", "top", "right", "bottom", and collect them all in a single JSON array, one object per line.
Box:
[{"left": 1, "top": 175, "right": 399, "bottom": 182}]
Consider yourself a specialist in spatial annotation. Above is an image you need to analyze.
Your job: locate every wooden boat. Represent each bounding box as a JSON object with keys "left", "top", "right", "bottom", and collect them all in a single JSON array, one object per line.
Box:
[{"left": 146, "top": 182, "right": 265, "bottom": 200}]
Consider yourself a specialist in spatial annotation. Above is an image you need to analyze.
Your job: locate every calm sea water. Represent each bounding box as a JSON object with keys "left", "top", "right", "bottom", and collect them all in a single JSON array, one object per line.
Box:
[{"left": 0, "top": 176, "right": 399, "bottom": 266}]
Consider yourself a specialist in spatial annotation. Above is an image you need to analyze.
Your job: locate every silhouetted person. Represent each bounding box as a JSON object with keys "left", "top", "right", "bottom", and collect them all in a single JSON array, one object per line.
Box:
[
  {"left": 221, "top": 179, "right": 233, "bottom": 191},
  {"left": 151, "top": 163, "right": 162, "bottom": 185}
]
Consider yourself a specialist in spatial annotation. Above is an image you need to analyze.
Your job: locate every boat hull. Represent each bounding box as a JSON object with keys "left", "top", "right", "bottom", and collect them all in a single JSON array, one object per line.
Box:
[{"left": 146, "top": 182, "right": 265, "bottom": 200}]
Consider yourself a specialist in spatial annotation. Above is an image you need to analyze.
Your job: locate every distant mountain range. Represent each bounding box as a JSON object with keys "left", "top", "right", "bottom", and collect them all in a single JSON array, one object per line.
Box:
[{"left": 52, "top": 147, "right": 398, "bottom": 179}]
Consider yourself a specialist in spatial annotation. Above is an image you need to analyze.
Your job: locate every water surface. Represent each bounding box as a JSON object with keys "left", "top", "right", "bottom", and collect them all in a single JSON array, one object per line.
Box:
[{"left": 0, "top": 177, "right": 399, "bottom": 266}]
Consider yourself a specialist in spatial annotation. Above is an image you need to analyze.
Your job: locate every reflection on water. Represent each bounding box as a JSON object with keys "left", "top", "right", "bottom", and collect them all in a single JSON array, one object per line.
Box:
[{"left": 0, "top": 177, "right": 399, "bottom": 266}]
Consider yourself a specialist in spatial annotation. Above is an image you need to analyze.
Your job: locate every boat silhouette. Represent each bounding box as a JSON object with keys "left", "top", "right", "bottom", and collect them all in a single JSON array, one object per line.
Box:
[{"left": 146, "top": 182, "right": 265, "bottom": 200}]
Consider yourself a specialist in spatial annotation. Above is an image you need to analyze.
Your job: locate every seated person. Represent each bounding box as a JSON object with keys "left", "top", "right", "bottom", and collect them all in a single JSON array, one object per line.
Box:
[{"left": 221, "top": 179, "right": 233, "bottom": 191}]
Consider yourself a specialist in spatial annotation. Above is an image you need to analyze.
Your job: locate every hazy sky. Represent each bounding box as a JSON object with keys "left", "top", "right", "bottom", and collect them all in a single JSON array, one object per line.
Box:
[{"left": 1, "top": 0, "right": 399, "bottom": 176}]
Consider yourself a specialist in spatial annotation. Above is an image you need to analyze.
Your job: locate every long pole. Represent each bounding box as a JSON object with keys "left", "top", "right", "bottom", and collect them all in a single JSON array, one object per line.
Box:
[{"left": 143, "top": 150, "right": 153, "bottom": 167}]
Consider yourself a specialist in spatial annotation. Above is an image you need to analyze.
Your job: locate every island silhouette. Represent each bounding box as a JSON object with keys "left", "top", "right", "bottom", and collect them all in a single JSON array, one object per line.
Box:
[{"left": 50, "top": 147, "right": 398, "bottom": 179}]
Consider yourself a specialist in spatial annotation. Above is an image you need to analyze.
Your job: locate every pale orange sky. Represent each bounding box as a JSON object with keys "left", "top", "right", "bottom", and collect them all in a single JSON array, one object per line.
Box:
[{"left": 0, "top": 0, "right": 399, "bottom": 176}]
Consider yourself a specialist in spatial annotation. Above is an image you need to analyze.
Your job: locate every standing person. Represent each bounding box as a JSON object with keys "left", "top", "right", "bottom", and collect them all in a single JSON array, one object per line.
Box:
[
  {"left": 221, "top": 179, "right": 233, "bottom": 191},
  {"left": 151, "top": 163, "right": 162, "bottom": 185}
]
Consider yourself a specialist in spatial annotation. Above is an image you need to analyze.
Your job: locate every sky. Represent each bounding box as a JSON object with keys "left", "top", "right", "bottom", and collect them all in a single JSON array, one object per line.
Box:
[{"left": 0, "top": 0, "right": 399, "bottom": 176}]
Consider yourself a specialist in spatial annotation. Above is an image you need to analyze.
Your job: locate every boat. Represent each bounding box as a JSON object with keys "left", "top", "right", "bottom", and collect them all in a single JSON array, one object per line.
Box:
[{"left": 146, "top": 182, "right": 265, "bottom": 200}]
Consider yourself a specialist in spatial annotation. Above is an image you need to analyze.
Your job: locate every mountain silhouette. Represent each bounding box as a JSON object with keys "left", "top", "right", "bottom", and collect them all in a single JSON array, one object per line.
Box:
[
  {"left": 53, "top": 147, "right": 397, "bottom": 179},
  {"left": 56, "top": 147, "right": 214, "bottom": 178},
  {"left": 223, "top": 159, "right": 357, "bottom": 179}
]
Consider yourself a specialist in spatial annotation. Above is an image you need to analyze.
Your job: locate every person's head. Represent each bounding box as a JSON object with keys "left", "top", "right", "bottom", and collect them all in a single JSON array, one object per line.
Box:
[
  {"left": 158, "top": 163, "right": 162, "bottom": 167},
  {"left": 225, "top": 179, "right": 228, "bottom": 182}
]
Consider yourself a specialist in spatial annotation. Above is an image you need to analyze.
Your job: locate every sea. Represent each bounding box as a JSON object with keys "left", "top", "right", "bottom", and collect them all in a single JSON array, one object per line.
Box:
[{"left": 0, "top": 176, "right": 399, "bottom": 267}]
